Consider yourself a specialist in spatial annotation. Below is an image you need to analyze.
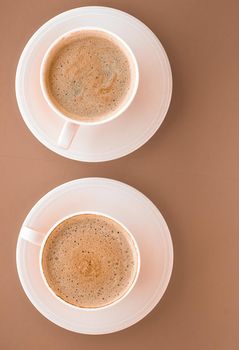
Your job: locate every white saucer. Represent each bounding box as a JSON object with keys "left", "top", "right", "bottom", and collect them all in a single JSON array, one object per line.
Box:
[
  {"left": 15, "top": 7, "right": 172, "bottom": 162},
  {"left": 16, "top": 178, "right": 173, "bottom": 334}
]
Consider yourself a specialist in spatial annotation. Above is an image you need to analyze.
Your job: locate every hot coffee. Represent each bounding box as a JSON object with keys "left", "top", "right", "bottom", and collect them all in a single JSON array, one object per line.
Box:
[
  {"left": 42, "top": 214, "right": 138, "bottom": 308},
  {"left": 43, "top": 30, "right": 132, "bottom": 122}
]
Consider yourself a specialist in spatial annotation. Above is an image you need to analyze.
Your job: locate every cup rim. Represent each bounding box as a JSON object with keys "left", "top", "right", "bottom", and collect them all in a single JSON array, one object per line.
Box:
[
  {"left": 40, "top": 26, "right": 139, "bottom": 126},
  {"left": 39, "top": 210, "right": 141, "bottom": 311}
]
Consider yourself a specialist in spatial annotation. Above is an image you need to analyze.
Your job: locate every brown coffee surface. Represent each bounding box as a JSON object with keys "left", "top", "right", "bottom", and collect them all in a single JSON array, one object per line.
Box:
[
  {"left": 42, "top": 214, "right": 138, "bottom": 308},
  {"left": 44, "top": 31, "right": 131, "bottom": 121}
]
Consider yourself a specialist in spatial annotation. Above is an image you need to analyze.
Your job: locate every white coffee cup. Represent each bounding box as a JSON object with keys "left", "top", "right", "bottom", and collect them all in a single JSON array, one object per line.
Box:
[
  {"left": 21, "top": 211, "right": 141, "bottom": 310},
  {"left": 40, "top": 27, "right": 139, "bottom": 149}
]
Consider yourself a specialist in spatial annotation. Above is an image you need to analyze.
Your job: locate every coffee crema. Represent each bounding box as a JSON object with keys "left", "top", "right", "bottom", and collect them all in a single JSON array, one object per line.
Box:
[
  {"left": 42, "top": 214, "right": 138, "bottom": 308},
  {"left": 43, "top": 30, "right": 131, "bottom": 121}
]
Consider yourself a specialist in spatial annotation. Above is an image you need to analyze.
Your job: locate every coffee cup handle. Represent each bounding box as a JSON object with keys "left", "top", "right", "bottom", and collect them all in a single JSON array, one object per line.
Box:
[
  {"left": 57, "top": 121, "right": 79, "bottom": 149},
  {"left": 20, "top": 226, "right": 45, "bottom": 246}
]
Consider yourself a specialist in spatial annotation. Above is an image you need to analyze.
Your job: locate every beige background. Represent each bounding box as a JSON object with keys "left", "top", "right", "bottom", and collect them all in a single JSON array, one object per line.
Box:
[{"left": 1, "top": 0, "right": 239, "bottom": 349}]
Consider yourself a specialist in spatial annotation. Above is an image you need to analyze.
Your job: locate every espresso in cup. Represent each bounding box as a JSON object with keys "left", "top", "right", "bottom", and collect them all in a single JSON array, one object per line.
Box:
[
  {"left": 42, "top": 30, "right": 133, "bottom": 122},
  {"left": 41, "top": 214, "right": 139, "bottom": 308}
]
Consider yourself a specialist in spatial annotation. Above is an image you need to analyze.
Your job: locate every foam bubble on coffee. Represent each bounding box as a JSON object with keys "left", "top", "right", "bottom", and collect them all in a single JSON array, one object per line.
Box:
[
  {"left": 44, "top": 31, "right": 131, "bottom": 122},
  {"left": 42, "top": 214, "right": 138, "bottom": 308}
]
